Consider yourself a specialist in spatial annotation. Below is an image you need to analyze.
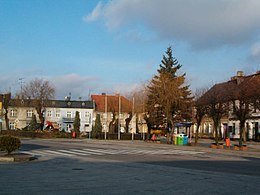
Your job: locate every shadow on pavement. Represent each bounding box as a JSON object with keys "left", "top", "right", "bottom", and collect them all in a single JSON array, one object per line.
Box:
[
  {"left": 0, "top": 157, "right": 259, "bottom": 194},
  {"left": 20, "top": 143, "right": 50, "bottom": 150}
]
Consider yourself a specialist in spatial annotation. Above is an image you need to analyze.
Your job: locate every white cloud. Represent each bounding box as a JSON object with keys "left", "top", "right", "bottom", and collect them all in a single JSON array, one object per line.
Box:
[
  {"left": 51, "top": 74, "right": 100, "bottom": 100},
  {"left": 250, "top": 43, "right": 260, "bottom": 60},
  {"left": 83, "top": 1, "right": 103, "bottom": 22},
  {"left": 85, "top": 0, "right": 260, "bottom": 49}
]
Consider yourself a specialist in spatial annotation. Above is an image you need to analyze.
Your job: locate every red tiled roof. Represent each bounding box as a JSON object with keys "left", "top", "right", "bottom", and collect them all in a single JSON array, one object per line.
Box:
[{"left": 91, "top": 94, "right": 132, "bottom": 113}]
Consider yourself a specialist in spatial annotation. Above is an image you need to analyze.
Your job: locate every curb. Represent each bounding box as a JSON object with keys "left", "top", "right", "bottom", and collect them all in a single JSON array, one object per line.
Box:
[{"left": 0, "top": 153, "right": 36, "bottom": 162}]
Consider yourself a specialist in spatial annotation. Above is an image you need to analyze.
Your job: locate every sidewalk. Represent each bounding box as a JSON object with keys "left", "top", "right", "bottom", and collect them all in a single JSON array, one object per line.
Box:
[
  {"left": 170, "top": 138, "right": 260, "bottom": 159},
  {"left": 196, "top": 138, "right": 260, "bottom": 151}
]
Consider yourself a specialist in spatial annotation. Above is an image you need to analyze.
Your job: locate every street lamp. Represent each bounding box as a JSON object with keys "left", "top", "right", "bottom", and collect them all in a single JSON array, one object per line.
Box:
[{"left": 118, "top": 94, "right": 121, "bottom": 140}]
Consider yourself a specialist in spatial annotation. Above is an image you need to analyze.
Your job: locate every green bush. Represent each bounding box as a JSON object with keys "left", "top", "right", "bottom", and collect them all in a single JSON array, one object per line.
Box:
[{"left": 0, "top": 135, "right": 21, "bottom": 154}]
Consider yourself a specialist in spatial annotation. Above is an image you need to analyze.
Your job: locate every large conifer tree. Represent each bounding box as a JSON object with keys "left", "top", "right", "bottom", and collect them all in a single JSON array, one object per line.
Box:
[{"left": 147, "top": 47, "right": 192, "bottom": 132}]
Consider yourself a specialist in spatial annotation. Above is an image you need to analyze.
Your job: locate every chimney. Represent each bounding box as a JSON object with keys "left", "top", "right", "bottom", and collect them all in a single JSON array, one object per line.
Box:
[
  {"left": 231, "top": 71, "right": 245, "bottom": 84},
  {"left": 237, "top": 71, "right": 244, "bottom": 77},
  {"left": 65, "top": 96, "right": 71, "bottom": 101}
]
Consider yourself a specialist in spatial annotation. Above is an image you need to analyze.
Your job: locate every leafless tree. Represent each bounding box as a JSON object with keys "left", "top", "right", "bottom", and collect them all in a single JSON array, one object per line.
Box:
[
  {"left": 193, "top": 88, "right": 208, "bottom": 145},
  {"left": 230, "top": 75, "right": 260, "bottom": 145},
  {"left": 0, "top": 93, "right": 11, "bottom": 130},
  {"left": 108, "top": 96, "right": 120, "bottom": 133},
  {"left": 197, "top": 86, "right": 228, "bottom": 145},
  {"left": 126, "top": 84, "right": 148, "bottom": 134},
  {"left": 20, "top": 78, "right": 55, "bottom": 129}
]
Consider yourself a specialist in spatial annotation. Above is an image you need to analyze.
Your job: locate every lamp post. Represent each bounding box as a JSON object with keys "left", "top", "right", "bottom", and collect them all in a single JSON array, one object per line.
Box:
[
  {"left": 105, "top": 94, "right": 107, "bottom": 140},
  {"left": 131, "top": 96, "right": 134, "bottom": 141},
  {"left": 118, "top": 94, "right": 121, "bottom": 140}
]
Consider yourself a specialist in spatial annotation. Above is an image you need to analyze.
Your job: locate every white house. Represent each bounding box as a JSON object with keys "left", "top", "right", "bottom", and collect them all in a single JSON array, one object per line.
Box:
[{"left": 44, "top": 99, "right": 95, "bottom": 133}]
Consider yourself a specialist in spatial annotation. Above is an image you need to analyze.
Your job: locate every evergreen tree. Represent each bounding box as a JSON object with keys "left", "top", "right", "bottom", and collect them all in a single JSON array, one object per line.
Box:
[
  {"left": 147, "top": 46, "right": 192, "bottom": 132},
  {"left": 73, "top": 111, "right": 81, "bottom": 137},
  {"left": 93, "top": 114, "right": 102, "bottom": 138},
  {"left": 28, "top": 114, "right": 38, "bottom": 131}
]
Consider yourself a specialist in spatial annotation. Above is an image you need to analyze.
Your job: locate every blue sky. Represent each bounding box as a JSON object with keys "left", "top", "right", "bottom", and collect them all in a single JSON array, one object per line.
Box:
[{"left": 1, "top": 0, "right": 260, "bottom": 99}]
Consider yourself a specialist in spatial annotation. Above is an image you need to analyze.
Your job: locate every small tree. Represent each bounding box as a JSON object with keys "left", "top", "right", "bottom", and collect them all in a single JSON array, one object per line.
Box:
[
  {"left": 92, "top": 114, "right": 102, "bottom": 138},
  {"left": 0, "top": 135, "right": 21, "bottom": 154},
  {"left": 28, "top": 114, "right": 38, "bottom": 131},
  {"left": 73, "top": 111, "right": 81, "bottom": 138}
]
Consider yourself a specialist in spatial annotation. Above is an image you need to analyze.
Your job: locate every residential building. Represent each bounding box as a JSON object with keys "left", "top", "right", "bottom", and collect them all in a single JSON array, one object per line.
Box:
[
  {"left": 44, "top": 99, "right": 94, "bottom": 133},
  {"left": 91, "top": 94, "right": 138, "bottom": 134},
  {"left": 0, "top": 96, "right": 95, "bottom": 134},
  {"left": 193, "top": 71, "right": 260, "bottom": 140},
  {"left": 4, "top": 98, "right": 39, "bottom": 130}
]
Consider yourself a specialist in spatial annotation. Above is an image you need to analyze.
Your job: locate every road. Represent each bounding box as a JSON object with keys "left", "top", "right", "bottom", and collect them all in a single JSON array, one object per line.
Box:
[{"left": 0, "top": 138, "right": 259, "bottom": 194}]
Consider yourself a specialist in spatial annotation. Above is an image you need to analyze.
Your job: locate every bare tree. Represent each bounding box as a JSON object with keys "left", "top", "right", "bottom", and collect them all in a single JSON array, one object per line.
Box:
[
  {"left": 108, "top": 97, "right": 120, "bottom": 133},
  {"left": 0, "top": 93, "right": 11, "bottom": 130},
  {"left": 230, "top": 74, "right": 260, "bottom": 146},
  {"left": 197, "top": 86, "right": 228, "bottom": 145},
  {"left": 193, "top": 88, "right": 208, "bottom": 145},
  {"left": 20, "top": 78, "right": 55, "bottom": 130},
  {"left": 126, "top": 84, "right": 148, "bottom": 134},
  {"left": 125, "top": 112, "right": 132, "bottom": 133}
]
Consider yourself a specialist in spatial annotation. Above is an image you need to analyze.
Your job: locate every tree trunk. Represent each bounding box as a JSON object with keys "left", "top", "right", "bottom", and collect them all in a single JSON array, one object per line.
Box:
[
  {"left": 219, "top": 125, "right": 222, "bottom": 140},
  {"left": 125, "top": 113, "right": 132, "bottom": 133},
  {"left": 195, "top": 124, "right": 200, "bottom": 145},
  {"left": 214, "top": 123, "right": 219, "bottom": 144},
  {"left": 4, "top": 111, "right": 9, "bottom": 130},
  {"left": 242, "top": 125, "right": 247, "bottom": 143},
  {"left": 239, "top": 122, "right": 245, "bottom": 146},
  {"left": 109, "top": 112, "right": 116, "bottom": 133}
]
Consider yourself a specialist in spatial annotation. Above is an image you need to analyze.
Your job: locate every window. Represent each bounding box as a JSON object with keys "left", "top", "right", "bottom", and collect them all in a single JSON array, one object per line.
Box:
[
  {"left": 47, "top": 111, "right": 52, "bottom": 117},
  {"left": 85, "top": 112, "right": 90, "bottom": 118},
  {"left": 26, "top": 110, "right": 33, "bottom": 118},
  {"left": 9, "top": 122, "right": 16, "bottom": 130},
  {"left": 85, "top": 112, "right": 91, "bottom": 124},
  {"left": 10, "top": 109, "right": 17, "bottom": 117},
  {"left": 55, "top": 111, "right": 61, "bottom": 118},
  {"left": 66, "top": 111, "right": 72, "bottom": 118}
]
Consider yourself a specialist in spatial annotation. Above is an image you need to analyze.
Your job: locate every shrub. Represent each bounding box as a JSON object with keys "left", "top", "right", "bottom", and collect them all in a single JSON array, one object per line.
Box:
[{"left": 0, "top": 135, "right": 21, "bottom": 154}]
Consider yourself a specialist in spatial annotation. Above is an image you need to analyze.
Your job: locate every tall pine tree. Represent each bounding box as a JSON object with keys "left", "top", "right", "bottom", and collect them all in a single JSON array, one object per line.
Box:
[{"left": 147, "top": 47, "right": 192, "bottom": 132}]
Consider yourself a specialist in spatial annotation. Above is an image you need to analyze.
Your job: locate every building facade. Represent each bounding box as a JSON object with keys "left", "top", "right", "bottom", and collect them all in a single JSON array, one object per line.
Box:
[
  {"left": 193, "top": 71, "right": 260, "bottom": 140},
  {"left": 91, "top": 94, "right": 137, "bottom": 134},
  {"left": 44, "top": 99, "right": 94, "bottom": 133},
  {"left": 0, "top": 96, "right": 95, "bottom": 134}
]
